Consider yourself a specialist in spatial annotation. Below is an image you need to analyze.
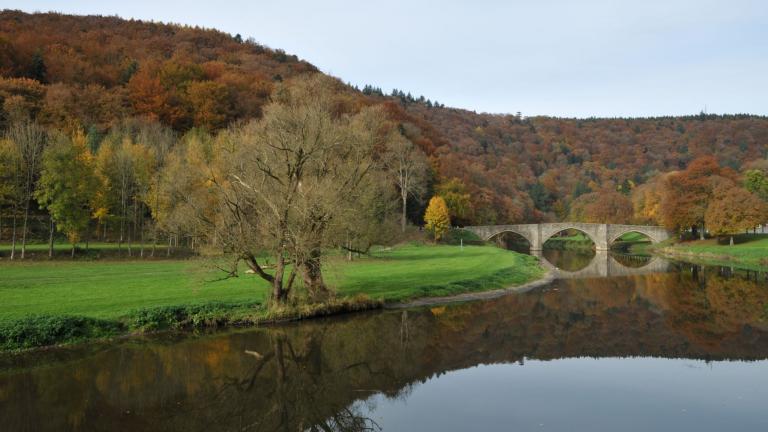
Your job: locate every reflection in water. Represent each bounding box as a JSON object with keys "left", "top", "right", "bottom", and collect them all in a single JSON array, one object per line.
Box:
[
  {"left": 2, "top": 261, "right": 768, "bottom": 430},
  {"left": 610, "top": 252, "right": 653, "bottom": 268},
  {"left": 541, "top": 248, "right": 596, "bottom": 271}
]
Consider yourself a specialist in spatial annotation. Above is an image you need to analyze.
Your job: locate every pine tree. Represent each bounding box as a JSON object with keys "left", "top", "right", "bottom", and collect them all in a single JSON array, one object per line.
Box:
[{"left": 29, "top": 50, "right": 47, "bottom": 83}]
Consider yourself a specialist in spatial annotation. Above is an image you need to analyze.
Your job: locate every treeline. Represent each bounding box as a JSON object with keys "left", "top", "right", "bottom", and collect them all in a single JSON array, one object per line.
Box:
[{"left": 0, "top": 76, "right": 431, "bottom": 272}]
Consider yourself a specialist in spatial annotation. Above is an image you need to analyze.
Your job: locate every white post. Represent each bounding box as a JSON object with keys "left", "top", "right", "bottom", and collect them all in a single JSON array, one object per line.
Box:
[{"left": 460, "top": 238, "right": 463, "bottom": 251}]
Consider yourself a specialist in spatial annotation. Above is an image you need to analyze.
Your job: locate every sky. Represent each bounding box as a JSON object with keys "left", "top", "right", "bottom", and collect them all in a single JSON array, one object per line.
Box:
[{"left": 8, "top": 0, "right": 768, "bottom": 117}]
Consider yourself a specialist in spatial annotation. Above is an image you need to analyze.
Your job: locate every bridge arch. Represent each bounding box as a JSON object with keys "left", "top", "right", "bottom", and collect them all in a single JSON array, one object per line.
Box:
[
  {"left": 539, "top": 222, "right": 608, "bottom": 250},
  {"left": 540, "top": 226, "right": 598, "bottom": 248},
  {"left": 606, "top": 225, "right": 670, "bottom": 245},
  {"left": 487, "top": 229, "right": 534, "bottom": 249}
]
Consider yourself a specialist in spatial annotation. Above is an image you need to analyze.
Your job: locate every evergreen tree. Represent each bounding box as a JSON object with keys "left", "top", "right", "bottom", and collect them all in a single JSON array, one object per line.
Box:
[{"left": 29, "top": 50, "right": 47, "bottom": 83}]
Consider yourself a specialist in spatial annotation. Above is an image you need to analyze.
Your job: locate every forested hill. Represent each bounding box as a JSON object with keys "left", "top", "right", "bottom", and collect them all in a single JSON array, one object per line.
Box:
[
  {"left": 2, "top": 10, "right": 767, "bottom": 225},
  {"left": 402, "top": 104, "right": 768, "bottom": 222}
]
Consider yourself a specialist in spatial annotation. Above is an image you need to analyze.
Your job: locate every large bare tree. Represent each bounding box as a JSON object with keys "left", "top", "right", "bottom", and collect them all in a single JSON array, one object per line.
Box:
[{"left": 205, "top": 75, "right": 395, "bottom": 302}]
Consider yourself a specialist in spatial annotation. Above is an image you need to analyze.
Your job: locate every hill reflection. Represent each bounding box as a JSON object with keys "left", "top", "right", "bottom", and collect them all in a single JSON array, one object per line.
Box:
[{"left": 1, "top": 265, "right": 767, "bottom": 431}]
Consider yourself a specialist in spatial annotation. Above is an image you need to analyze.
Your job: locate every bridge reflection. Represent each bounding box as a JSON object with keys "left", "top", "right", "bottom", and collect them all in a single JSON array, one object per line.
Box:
[{"left": 534, "top": 250, "right": 670, "bottom": 279}]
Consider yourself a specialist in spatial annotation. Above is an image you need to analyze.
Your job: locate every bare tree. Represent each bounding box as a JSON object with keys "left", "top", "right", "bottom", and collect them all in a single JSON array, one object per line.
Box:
[
  {"left": 6, "top": 121, "right": 47, "bottom": 259},
  {"left": 384, "top": 133, "right": 428, "bottom": 232},
  {"left": 207, "top": 75, "right": 394, "bottom": 302}
]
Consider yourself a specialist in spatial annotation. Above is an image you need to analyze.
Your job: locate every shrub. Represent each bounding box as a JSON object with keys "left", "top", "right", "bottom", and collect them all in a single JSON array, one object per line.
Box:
[
  {"left": 125, "top": 301, "right": 261, "bottom": 331},
  {"left": 0, "top": 315, "right": 123, "bottom": 351}
]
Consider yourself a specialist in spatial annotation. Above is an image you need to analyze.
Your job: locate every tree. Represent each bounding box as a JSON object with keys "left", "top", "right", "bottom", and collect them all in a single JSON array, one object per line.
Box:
[
  {"left": 705, "top": 180, "right": 767, "bottom": 245},
  {"left": 436, "top": 178, "right": 473, "bottom": 225},
  {"left": 207, "top": 75, "right": 394, "bottom": 302},
  {"left": 660, "top": 156, "right": 730, "bottom": 238},
  {"left": 424, "top": 196, "right": 451, "bottom": 241},
  {"left": 384, "top": 133, "right": 428, "bottom": 232},
  {"left": 631, "top": 176, "right": 665, "bottom": 224},
  {"left": 29, "top": 50, "right": 47, "bottom": 83},
  {"left": 0, "top": 137, "right": 19, "bottom": 244},
  {"left": 96, "top": 131, "right": 152, "bottom": 255},
  {"left": 744, "top": 169, "right": 768, "bottom": 202},
  {"left": 186, "top": 80, "right": 234, "bottom": 130},
  {"left": 35, "top": 130, "right": 99, "bottom": 257},
  {"left": 6, "top": 120, "right": 47, "bottom": 259}
]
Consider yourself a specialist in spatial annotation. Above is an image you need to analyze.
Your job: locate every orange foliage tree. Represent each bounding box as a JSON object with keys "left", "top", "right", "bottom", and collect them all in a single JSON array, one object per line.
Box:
[
  {"left": 660, "top": 156, "right": 733, "bottom": 238},
  {"left": 705, "top": 179, "right": 767, "bottom": 245}
]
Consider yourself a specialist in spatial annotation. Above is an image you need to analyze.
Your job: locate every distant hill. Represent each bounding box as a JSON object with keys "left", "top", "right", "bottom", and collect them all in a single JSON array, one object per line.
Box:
[{"left": 2, "top": 10, "right": 766, "bottom": 224}]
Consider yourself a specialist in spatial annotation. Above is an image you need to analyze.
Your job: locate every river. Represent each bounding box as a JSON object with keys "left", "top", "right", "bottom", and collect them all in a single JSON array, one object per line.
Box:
[{"left": 2, "top": 251, "right": 768, "bottom": 431}]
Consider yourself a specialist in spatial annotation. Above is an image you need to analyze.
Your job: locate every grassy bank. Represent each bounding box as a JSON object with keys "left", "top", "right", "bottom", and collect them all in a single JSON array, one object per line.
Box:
[
  {"left": 0, "top": 244, "right": 544, "bottom": 350},
  {"left": 654, "top": 234, "right": 768, "bottom": 271}
]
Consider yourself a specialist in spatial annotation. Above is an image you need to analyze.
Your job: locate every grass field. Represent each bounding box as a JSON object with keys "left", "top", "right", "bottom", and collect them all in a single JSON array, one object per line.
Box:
[
  {"left": 0, "top": 244, "right": 543, "bottom": 322},
  {"left": 657, "top": 234, "right": 768, "bottom": 270}
]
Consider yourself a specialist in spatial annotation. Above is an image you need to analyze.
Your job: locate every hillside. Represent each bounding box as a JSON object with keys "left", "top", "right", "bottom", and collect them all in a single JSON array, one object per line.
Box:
[{"left": 1, "top": 10, "right": 767, "bottom": 225}]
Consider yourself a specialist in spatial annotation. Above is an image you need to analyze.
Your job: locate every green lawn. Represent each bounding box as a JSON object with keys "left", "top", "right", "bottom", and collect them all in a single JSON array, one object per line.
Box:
[
  {"left": 0, "top": 244, "right": 543, "bottom": 322},
  {"left": 659, "top": 234, "right": 768, "bottom": 270}
]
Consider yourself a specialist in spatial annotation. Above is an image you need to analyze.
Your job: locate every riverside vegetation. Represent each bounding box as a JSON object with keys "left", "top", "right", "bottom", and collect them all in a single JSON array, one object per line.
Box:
[{"left": 654, "top": 234, "right": 768, "bottom": 271}]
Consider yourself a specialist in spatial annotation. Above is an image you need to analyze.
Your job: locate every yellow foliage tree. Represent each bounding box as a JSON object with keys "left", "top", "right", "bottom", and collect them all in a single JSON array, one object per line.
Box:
[{"left": 424, "top": 196, "right": 451, "bottom": 242}]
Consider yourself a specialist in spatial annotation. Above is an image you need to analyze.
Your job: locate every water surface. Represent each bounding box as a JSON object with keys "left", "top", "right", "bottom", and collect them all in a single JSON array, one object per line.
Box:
[{"left": 2, "top": 252, "right": 768, "bottom": 431}]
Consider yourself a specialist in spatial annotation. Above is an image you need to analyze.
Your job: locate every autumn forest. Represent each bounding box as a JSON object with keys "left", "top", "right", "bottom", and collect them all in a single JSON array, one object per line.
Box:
[{"left": 1, "top": 9, "right": 767, "bottom": 260}]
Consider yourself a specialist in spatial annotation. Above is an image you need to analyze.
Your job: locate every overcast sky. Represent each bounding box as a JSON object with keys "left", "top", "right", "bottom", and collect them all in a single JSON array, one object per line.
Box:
[{"left": 10, "top": 0, "right": 768, "bottom": 117}]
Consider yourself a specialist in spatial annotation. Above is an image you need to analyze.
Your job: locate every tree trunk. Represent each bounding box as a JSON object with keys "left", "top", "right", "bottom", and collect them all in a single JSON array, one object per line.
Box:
[
  {"left": 48, "top": 217, "right": 54, "bottom": 259},
  {"left": 301, "top": 249, "right": 328, "bottom": 300},
  {"left": 20, "top": 197, "right": 30, "bottom": 259},
  {"left": 10, "top": 209, "right": 17, "bottom": 260},
  {"left": 71, "top": 243, "right": 75, "bottom": 259},
  {"left": 699, "top": 223, "right": 705, "bottom": 240},
  {"left": 139, "top": 210, "right": 145, "bottom": 258},
  {"left": 401, "top": 191, "right": 407, "bottom": 233},
  {"left": 118, "top": 212, "right": 124, "bottom": 252},
  {"left": 272, "top": 254, "right": 286, "bottom": 302},
  {"left": 730, "top": 236, "right": 734, "bottom": 246},
  {"left": 85, "top": 221, "right": 90, "bottom": 252}
]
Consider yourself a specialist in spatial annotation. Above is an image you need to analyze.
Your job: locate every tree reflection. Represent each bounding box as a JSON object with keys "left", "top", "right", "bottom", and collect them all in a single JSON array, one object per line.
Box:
[{"left": 2, "top": 266, "right": 768, "bottom": 431}]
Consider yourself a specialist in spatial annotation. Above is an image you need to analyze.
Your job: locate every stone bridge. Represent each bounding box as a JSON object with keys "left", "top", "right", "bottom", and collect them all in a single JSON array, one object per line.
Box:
[
  {"left": 463, "top": 222, "right": 671, "bottom": 251},
  {"left": 534, "top": 251, "right": 670, "bottom": 279}
]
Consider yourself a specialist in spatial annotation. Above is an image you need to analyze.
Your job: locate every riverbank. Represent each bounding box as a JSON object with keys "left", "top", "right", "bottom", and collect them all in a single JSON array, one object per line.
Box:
[
  {"left": 0, "top": 244, "right": 545, "bottom": 351},
  {"left": 653, "top": 234, "right": 768, "bottom": 271}
]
